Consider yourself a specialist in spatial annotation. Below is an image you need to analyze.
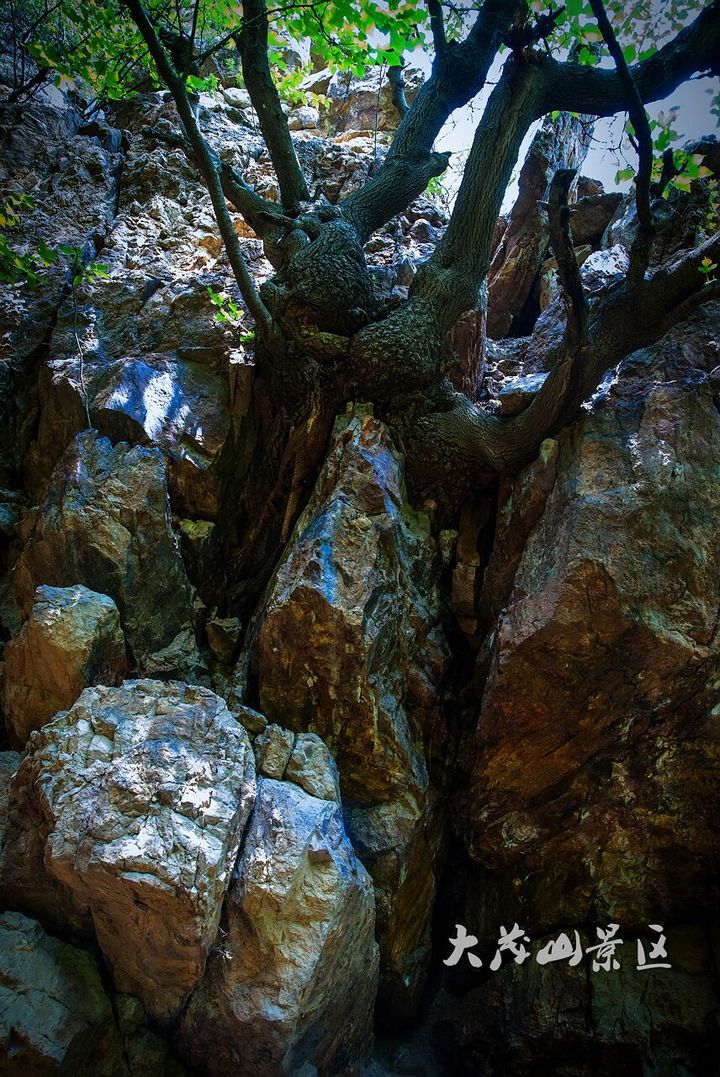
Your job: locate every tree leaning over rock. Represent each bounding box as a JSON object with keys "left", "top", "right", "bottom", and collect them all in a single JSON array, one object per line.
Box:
[{"left": 27, "top": 0, "right": 720, "bottom": 613}]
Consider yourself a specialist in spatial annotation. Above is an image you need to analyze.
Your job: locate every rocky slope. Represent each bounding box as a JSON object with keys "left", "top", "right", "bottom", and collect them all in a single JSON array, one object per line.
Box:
[{"left": 0, "top": 66, "right": 718, "bottom": 1077}]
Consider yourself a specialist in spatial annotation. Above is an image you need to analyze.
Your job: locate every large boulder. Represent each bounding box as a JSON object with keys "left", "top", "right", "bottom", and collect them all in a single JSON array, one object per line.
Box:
[
  {"left": 324, "top": 66, "right": 425, "bottom": 137},
  {"left": 2, "top": 584, "right": 127, "bottom": 749},
  {"left": 10, "top": 431, "right": 197, "bottom": 667},
  {"left": 11, "top": 679, "right": 256, "bottom": 1020},
  {"left": 467, "top": 302, "right": 720, "bottom": 930},
  {"left": 180, "top": 777, "right": 378, "bottom": 1076},
  {"left": 256, "top": 404, "right": 448, "bottom": 1022}
]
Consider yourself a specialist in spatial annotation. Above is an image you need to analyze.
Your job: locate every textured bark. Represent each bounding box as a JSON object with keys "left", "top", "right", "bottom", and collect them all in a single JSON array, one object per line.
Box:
[{"left": 237, "top": 0, "right": 310, "bottom": 214}]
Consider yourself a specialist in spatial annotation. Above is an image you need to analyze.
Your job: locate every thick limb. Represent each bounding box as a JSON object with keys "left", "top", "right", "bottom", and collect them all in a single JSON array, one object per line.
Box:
[
  {"left": 340, "top": 0, "right": 524, "bottom": 240},
  {"left": 237, "top": 0, "right": 310, "bottom": 214}
]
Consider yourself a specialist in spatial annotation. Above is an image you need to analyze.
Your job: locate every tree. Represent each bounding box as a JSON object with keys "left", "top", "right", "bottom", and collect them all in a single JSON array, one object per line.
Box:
[{"left": 8, "top": 0, "right": 720, "bottom": 612}]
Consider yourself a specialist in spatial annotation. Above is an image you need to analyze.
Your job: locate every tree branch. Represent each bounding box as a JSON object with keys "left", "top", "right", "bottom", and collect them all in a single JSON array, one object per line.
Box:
[
  {"left": 427, "top": 0, "right": 447, "bottom": 60},
  {"left": 588, "top": 0, "right": 653, "bottom": 278},
  {"left": 238, "top": 0, "right": 310, "bottom": 214},
  {"left": 339, "top": 0, "right": 523, "bottom": 240},
  {"left": 544, "top": 168, "right": 588, "bottom": 350},
  {"left": 539, "top": 0, "right": 720, "bottom": 117},
  {"left": 414, "top": 230, "right": 720, "bottom": 482},
  {"left": 388, "top": 64, "right": 409, "bottom": 119},
  {"left": 412, "top": 55, "right": 542, "bottom": 330},
  {"left": 124, "top": 0, "right": 277, "bottom": 344}
]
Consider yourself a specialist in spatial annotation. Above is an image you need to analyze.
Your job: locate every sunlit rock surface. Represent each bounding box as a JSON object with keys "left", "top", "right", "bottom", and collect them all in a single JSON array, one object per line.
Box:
[
  {"left": 2, "top": 584, "right": 127, "bottom": 749},
  {"left": 180, "top": 777, "right": 378, "bottom": 1076},
  {"left": 10, "top": 679, "right": 256, "bottom": 1020},
  {"left": 256, "top": 404, "right": 448, "bottom": 1023},
  {"left": 11, "top": 431, "right": 197, "bottom": 667}
]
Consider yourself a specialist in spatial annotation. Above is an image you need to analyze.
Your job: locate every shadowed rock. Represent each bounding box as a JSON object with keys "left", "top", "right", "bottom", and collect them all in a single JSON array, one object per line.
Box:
[
  {"left": 11, "top": 431, "right": 197, "bottom": 668},
  {"left": 256, "top": 404, "right": 448, "bottom": 1023}
]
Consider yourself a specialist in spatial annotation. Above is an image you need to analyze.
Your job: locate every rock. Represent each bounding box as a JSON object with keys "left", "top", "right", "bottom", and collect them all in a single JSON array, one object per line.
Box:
[
  {"left": 222, "top": 86, "right": 252, "bottom": 110},
  {"left": 205, "top": 615, "right": 242, "bottom": 664},
  {"left": 604, "top": 159, "right": 717, "bottom": 263},
  {"left": 326, "top": 66, "right": 424, "bottom": 137},
  {"left": 253, "top": 723, "right": 296, "bottom": 778},
  {"left": 0, "top": 752, "right": 22, "bottom": 853},
  {"left": 179, "top": 778, "right": 378, "bottom": 1076},
  {"left": 0, "top": 751, "right": 82, "bottom": 938},
  {"left": 13, "top": 679, "right": 256, "bottom": 1020},
  {"left": 487, "top": 111, "right": 592, "bottom": 339},
  {"left": 0, "top": 95, "right": 122, "bottom": 487},
  {"left": 467, "top": 303, "right": 720, "bottom": 930},
  {"left": 569, "top": 191, "right": 623, "bottom": 245},
  {"left": 256, "top": 404, "right": 448, "bottom": 1021},
  {"left": 27, "top": 353, "right": 231, "bottom": 519},
  {"left": 2, "top": 584, "right": 127, "bottom": 750},
  {"left": 518, "top": 245, "right": 631, "bottom": 376},
  {"left": 452, "top": 921, "right": 720, "bottom": 1076},
  {"left": 141, "top": 626, "right": 209, "bottom": 685},
  {"left": 0, "top": 911, "right": 125, "bottom": 1076},
  {"left": 286, "top": 732, "right": 341, "bottom": 802},
  {"left": 10, "top": 431, "right": 197, "bottom": 668},
  {"left": 496, "top": 371, "right": 548, "bottom": 415},
  {"left": 288, "top": 105, "right": 320, "bottom": 131}
]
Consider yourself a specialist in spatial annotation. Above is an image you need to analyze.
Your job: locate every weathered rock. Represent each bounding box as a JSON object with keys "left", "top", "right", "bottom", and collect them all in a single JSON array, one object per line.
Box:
[
  {"left": 205, "top": 615, "right": 242, "bottom": 663},
  {"left": 141, "top": 626, "right": 209, "bottom": 685},
  {"left": 467, "top": 303, "right": 720, "bottom": 930},
  {"left": 569, "top": 190, "right": 623, "bottom": 245},
  {"left": 256, "top": 404, "right": 448, "bottom": 1021},
  {"left": 180, "top": 778, "right": 378, "bottom": 1076},
  {"left": 487, "top": 111, "right": 592, "bottom": 338},
  {"left": 27, "top": 353, "right": 231, "bottom": 519},
  {"left": 12, "top": 679, "right": 255, "bottom": 1020},
  {"left": 222, "top": 86, "right": 253, "bottom": 110},
  {"left": 0, "top": 751, "right": 83, "bottom": 938},
  {"left": 0, "top": 93, "right": 122, "bottom": 486},
  {"left": 326, "top": 66, "right": 424, "bottom": 137},
  {"left": 10, "top": 431, "right": 197, "bottom": 667},
  {"left": 286, "top": 731, "right": 341, "bottom": 802},
  {"left": 0, "top": 752, "right": 22, "bottom": 850},
  {"left": 2, "top": 584, "right": 127, "bottom": 750},
  {"left": 288, "top": 105, "right": 320, "bottom": 130},
  {"left": 254, "top": 722, "right": 296, "bottom": 779},
  {"left": 0, "top": 911, "right": 124, "bottom": 1076}
]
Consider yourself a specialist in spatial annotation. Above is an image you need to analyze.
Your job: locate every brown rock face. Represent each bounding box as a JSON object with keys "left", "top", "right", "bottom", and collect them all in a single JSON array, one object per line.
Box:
[
  {"left": 487, "top": 111, "right": 592, "bottom": 339},
  {"left": 2, "top": 584, "right": 127, "bottom": 749},
  {"left": 180, "top": 777, "right": 378, "bottom": 1077},
  {"left": 11, "top": 679, "right": 256, "bottom": 1020},
  {"left": 11, "top": 431, "right": 197, "bottom": 667},
  {"left": 256, "top": 405, "right": 448, "bottom": 1022},
  {"left": 467, "top": 304, "right": 720, "bottom": 930}
]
